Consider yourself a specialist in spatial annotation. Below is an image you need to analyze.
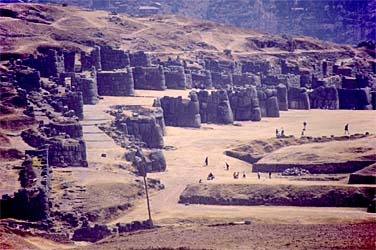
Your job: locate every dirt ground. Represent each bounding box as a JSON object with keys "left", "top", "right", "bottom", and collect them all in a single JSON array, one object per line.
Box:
[
  {"left": 3, "top": 89, "right": 376, "bottom": 249},
  {"left": 75, "top": 222, "right": 376, "bottom": 250}
]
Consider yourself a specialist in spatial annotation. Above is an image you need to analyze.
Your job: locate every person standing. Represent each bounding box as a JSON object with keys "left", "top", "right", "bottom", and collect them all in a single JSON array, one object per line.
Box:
[
  {"left": 205, "top": 156, "right": 208, "bottom": 166},
  {"left": 344, "top": 124, "right": 349, "bottom": 135},
  {"left": 257, "top": 172, "right": 261, "bottom": 180},
  {"left": 225, "top": 162, "right": 230, "bottom": 171},
  {"left": 303, "top": 121, "right": 307, "bottom": 130}
]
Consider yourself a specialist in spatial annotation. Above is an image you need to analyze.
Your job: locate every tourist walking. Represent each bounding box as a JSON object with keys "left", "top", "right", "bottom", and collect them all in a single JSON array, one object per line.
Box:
[
  {"left": 205, "top": 156, "right": 208, "bottom": 166},
  {"left": 269, "top": 172, "right": 272, "bottom": 179},
  {"left": 303, "top": 121, "right": 307, "bottom": 130},
  {"left": 276, "top": 128, "right": 279, "bottom": 138},
  {"left": 225, "top": 162, "right": 230, "bottom": 171},
  {"left": 257, "top": 172, "right": 261, "bottom": 179},
  {"left": 344, "top": 124, "right": 349, "bottom": 135}
]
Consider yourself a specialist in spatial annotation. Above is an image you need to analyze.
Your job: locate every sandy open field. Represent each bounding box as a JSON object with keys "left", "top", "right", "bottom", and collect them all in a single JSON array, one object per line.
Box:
[{"left": 85, "top": 90, "right": 374, "bottom": 225}]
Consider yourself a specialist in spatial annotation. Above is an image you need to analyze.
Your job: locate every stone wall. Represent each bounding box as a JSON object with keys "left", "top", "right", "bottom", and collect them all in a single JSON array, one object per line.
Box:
[
  {"left": 288, "top": 87, "right": 310, "bottom": 110},
  {"left": 129, "top": 51, "right": 151, "bottom": 67},
  {"left": 198, "top": 90, "right": 234, "bottom": 124},
  {"left": 25, "top": 49, "right": 65, "bottom": 77},
  {"left": 74, "top": 73, "right": 99, "bottom": 105},
  {"left": 184, "top": 69, "right": 193, "bottom": 89},
  {"left": 204, "top": 58, "right": 239, "bottom": 74},
  {"left": 338, "top": 88, "right": 372, "bottom": 110},
  {"left": 16, "top": 69, "right": 41, "bottom": 91},
  {"left": 211, "top": 71, "right": 233, "bottom": 89},
  {"left": 229, "top": 86, "right": 261, "bottom": 121},
  {"left": 191, "top": 70, "right": 212, "bottom": 89},
  {"left": 159, "top": 92, "right": 201, "bottom": 128},
  {"left": 276, "top": 84, "right": 288, "bottom": 111},
  {"left": 49, "top": 118, "right": 83, "bottom": 139},
  {"left": 310, "top": 86, "right": 339, "bottom": 109},
  {"left": 241, "top": 59, "right": 281, "bottom": 75},
  {"left": 164, "top": 66, "right": 188, "bottom": 89},
  {"left": 97, "top": 70, "right": 135, "bottom": 96},
  {"left": 257, "top": 88, "right": 280, "bottom": 117},
  {"left": 261, "top": 74, "right": 300, "bottom": 88},
  {"left": 100, "top": 46, "right": 130, "bottom": 71},
  {"left": 63, "top": 50, "right": 76, "bottom": 73},
  {"left": 133, "top": 66, "right": 166, "bottom": 90},
  {"left": 62, "top": 92, "right": 84, "bottom": 120},
  {"left": 81, "top": 46, "right": 102, "bottom": 71},
  {"left": 179, "top": 183, "right": 375, "bottom": 207},
  {"left": 21, "top": 129, "right": 88, "bottom": 167},
  {"left": 48, "top": 138, "right": 87, "bottom": 167},
  {"left": 0, "top": 150, "right": 51, "bottom": 222},
  {"left": 232, "top": 73, "right": 260, "bottom": 87},
  {"left": 125, "top": 115, "right": 164, "bottom": 148}
]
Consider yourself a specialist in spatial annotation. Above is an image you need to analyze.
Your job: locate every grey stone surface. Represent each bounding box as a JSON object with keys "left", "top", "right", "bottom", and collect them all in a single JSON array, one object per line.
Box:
[
  {"left": 133, "top": 66, "right": 166, "bottom": 90},
  {"left": 160, "top": 92, "right": 201, "bottom": 128},
  {"left": 97, "top": 70, "right": 135, "bottom": 96}
]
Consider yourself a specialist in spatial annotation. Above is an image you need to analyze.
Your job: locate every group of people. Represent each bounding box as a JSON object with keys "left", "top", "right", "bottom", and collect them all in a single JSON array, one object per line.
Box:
[
  {"left": 233, "top": 171, "right": 246, "bottom": 179},
  {"left": 275, "top": 128, "right": 285, "bottom": 138},
  {"left": 201, "top": 157, "right": 274, "bottom": 183},
  {"left": 257, "top": 172, "right": 272, "bottom": 179},
  {"left": 276, "top": 121, "right": 350, "bottom": 138}
]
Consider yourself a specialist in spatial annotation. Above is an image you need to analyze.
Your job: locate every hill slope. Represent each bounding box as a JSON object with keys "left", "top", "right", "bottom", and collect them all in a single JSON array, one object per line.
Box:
[{"left": 0, "top": 3, "right": 357, "bottom": 61}]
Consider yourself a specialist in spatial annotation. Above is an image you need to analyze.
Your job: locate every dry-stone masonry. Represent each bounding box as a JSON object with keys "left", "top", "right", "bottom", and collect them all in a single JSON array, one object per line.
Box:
[
  {"left": 198, "top": 90, "right": 234, "bottom": 124},
  {"left": 100, "top": 45, "right": 130, "bottom": 71},
  {"left": 288, "top": 87, "right": 310, "bottom": 109},
  {"left": 164, "top": 66, "right": 189, "bottom": 89},
  {"left": 133, "top": 66, "right": 166, "bottom": 90},
  {"left": 97, "top": 70, "right": 135, "bottom": 96},
  {"left": 159, "top": 92, "right": 201, "bottom": 128},
  {"left": 229, "top": 86, "right": 262, "bottom": 121}
]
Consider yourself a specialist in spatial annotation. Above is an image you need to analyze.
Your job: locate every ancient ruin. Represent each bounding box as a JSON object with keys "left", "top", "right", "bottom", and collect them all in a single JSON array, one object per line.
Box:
[{"left": 0, "top": 2, "right": 375, "bottom": 249}]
